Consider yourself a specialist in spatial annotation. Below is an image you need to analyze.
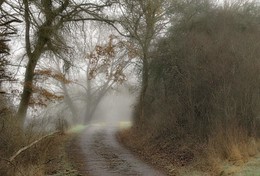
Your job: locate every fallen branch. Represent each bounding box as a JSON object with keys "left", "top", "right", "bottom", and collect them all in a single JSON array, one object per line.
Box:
[{"left": 9, "top": 131, "right": 60, "bottom": 162}]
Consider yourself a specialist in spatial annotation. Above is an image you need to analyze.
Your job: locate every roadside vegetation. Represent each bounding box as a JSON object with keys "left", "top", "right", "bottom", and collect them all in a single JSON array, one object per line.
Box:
[
  {"left": 1, "top": 0, "right": 260, "bottom": 175},
  {"left": 119, "top": 0, "right": 260, "bottom": 175},
  {"left": 0, "top": 3, "right": 79, "bottom": 174},
  {"left": 0, "top": 95, "right": 81, "bottom": 176}
]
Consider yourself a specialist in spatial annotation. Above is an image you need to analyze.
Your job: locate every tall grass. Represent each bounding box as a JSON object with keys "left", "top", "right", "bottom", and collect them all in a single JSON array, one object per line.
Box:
[{"left": 0, "top": 95, "right": 64, "bottom": 176}]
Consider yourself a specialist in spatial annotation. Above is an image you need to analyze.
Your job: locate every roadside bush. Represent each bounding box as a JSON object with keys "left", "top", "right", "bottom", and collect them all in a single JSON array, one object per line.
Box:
[{"left": 140, "top": 0, "right": 260, "bottom": 162}]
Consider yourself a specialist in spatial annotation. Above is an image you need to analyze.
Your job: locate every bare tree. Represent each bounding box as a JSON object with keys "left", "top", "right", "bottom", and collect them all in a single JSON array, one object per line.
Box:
[
  {"left": 63, "top": 32, "right": 135, "bottom": 124},
  {"left": 0, "top": 0, "right": 21, "bottom": 89},
  {"left": 117, "top": 0, "right": 169, "bottom": 124},
  {"left": 4, "top": 0, "right": 118, "bottom": 123},
  {"left": 31, "top": 23, "right": 136, "bottom": 125}
]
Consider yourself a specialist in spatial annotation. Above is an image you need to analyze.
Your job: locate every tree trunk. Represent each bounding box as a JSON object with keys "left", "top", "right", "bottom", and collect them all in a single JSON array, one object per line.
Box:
[
  {"left": 61, "top": 82, "right": 79, "bottom": 123},
  {"left": 138, "top": 49, "right": 149, "bottom": 126},
  {"left": 84, "top": 96, "right": 105, "bottom": 124},
  {"left": 17, "top": 38, "right": 46, "bottom": 123},
  {"left": 84, "top": 80, "right": 112, "bottom": 124},
  {"left": 16, "top": 58, "right": 37, "bottom": 122},
  {"left": 84, "top": 78, "right": 92, "bottom": 123}
]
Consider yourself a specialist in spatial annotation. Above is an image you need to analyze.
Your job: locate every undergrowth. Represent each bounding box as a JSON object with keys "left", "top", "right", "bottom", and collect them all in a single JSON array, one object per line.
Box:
[
  {"left": 0, "top": 95, "right": 74, "bottom": 176},
  {"left": 127, "top": 1, "right": 260, "bottom": 175}
]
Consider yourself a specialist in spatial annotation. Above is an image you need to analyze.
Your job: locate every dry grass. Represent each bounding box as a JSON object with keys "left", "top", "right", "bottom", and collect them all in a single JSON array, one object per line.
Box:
[
  {"left": 117, "top": 127, "right": 207, "bottom": 175},
  {"left": 0, "top": 96, "right": 79, "bottom": 175},
  {"left": 207, "top": 124, "right": 259, "bottom": 165},
  {"left": 0, "top": 122, "right": 78, "bottom": 176},
  {"left": 14, "top": 165, "right": 45, "bottom": 176},
  {"left": 119, "top": 127, "right": 260, "bottom": 176}
]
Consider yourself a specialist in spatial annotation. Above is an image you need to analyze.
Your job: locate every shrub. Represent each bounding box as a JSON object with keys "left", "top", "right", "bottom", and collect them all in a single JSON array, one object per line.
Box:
[{"left": 139, "top": 0, "right": 260, "bottom": 161}]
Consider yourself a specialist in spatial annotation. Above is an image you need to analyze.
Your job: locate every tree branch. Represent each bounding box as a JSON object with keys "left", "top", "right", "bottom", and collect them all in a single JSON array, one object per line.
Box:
[
  {"left": 22, "top": 0, "right": 32, "bottom": 56},
  {"left": 9, "top": 131, "right": 60, "bottom": 162}
]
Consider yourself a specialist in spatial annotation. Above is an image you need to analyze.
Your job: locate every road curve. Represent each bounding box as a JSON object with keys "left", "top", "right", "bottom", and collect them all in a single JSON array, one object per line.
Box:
[{"left": 77, "top": 125, "right": 165, "bottom": 176}]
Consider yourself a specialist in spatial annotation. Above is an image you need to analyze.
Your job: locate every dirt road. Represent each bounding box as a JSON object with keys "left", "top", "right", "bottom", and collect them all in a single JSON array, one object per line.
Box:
[{"left": 73, "top": 125, "right": 165, "bottom": 176}]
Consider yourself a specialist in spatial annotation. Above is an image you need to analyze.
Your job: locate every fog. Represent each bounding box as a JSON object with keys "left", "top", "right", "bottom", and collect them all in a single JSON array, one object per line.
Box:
[
  {"left": 90, "top": 86, "right": 137, "bottom": 126},
  {"left": 24, "top": 83, "right": 138, "bottom": 131}
]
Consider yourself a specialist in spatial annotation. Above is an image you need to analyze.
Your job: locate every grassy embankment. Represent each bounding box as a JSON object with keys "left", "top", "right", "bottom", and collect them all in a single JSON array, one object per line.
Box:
[
  {"left": 119, "top": 127, "right": 260, "bottom": 176},
  {"left": 0, "top": 102, "right": 85, "bottom": 176}
]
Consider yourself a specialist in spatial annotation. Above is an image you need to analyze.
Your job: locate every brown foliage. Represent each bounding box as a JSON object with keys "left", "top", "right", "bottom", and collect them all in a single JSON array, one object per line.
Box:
[
  {"left": 25, "top": 69, "right": 71, "bottom": 107},
  {"left": 35, "top": 69, "right": 71, "bottom": 84},
  {"left": 87, "top": 35, "right": 137, "bottom": 83}
]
